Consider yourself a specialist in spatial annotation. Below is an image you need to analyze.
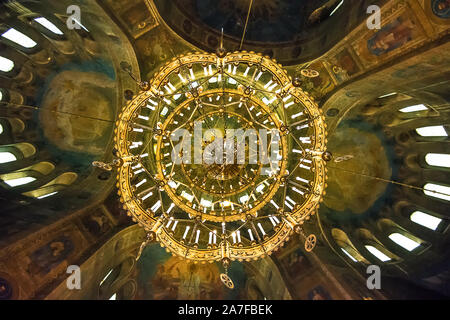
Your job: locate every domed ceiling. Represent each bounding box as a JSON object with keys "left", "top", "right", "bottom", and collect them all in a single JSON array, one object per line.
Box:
[
  {"left": 154, "top": 0, "right": 386, "bottom": 64},
  {"left": 0, "top": 0, "right": 449, "bottom": 301},
  {"left": 0, "top": 0, "right": 138, "bottom": 243}
]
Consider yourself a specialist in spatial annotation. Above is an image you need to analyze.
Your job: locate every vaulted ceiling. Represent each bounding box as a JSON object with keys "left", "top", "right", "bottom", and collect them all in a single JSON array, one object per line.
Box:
[{"left": 0, "top": 0, "right": 449, "bottom": 300}]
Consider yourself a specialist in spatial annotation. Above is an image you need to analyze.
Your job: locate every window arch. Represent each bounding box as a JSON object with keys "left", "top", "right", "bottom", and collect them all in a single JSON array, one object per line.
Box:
[
  {"left": 99, "top": 265, "right": 122, "bottom": 300},
  {"left": 416, "top": 125, "right": 447, "bottom": 137},
  {"left": 8, "top": 118, "right": 25, "bottom": 134},
  {"left": 425, "top": 153, "right": 450, "bottom": 168},
  {"left": 0, "top": 143, "right": 36, "bottom": 163},
  {"left": 365, "top": 245, "right": 391, "bottom": 262},
  {"left": 0, "top": 56, "right": 14, "bottom": 72},
  {"left": 410, "top": 211, "right": 442, "bottom": 231},
  {"left": 341, "top": 248, "right": 358, "bottom": 262},
  {"left": 22, "top": 172, "right": 77, "bottom": 199},
  {"left": 399, "top": 104, "right": 428, "bottom": 113},
  {"left": 388, "top": 233, "right": 421, "bottom": 252},
  {"left": 0, "top": 152, "right": 17, "bottom": 164},
  {"left": 1, "top": 162, "right": 55, "bottom": 189},
  {"left": 424, "top": 183, "right": 450, "bottom": 201},
  {"left": 3, "top": 176, "right": 36, "bottom": 187},
  {"left": 356, "top": 228, "right": 398, "bottom": 263},
  {"left": 332, "top": 228, "right": 369, "bottom": 263},
  {"left": 1, "top": 28, "right": 37, "bottom": 48},
  {"left": 33, "top": 17, "right": 64, "bottom": 35}
]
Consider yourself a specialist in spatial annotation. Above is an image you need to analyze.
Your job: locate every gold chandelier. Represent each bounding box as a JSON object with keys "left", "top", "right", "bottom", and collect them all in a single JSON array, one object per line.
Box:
[{"left": 113, "top": 50, "right": 328, "bottom": 267}]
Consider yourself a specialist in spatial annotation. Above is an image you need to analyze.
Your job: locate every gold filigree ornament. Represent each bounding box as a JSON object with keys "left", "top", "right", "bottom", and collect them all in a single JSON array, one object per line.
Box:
[
  {"left": 114, "top": 51, "right": 329, "bottom": 263},
  {"left": 300, "top": 69, "right": 320, "bottom": 78},
  {"left": 305, "top": 234, "right": 317, "bottom": 252},
  {"left": 220, "top": 273, "right": 235, "bottom": 289}
]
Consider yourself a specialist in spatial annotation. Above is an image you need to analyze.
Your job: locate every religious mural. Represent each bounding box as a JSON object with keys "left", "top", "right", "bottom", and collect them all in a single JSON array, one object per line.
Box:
[
  {"left": 38, "top": 59, "right": 116, "bottom": 156},
  {"left": 323, "top": 120, "right": 393, "bottom": 214},
  {"left": 82, "top": 210, "right": 113, "bottom": 238},
  {"left": 355, "top": 8, "right": 426, "bottom": 67},
  {"left": 307, "top": 286, "right": 332, "bottom": 300},
  {"left": 367, "top": 17, "right": 416, "bottom": 56},
  {"left": 329, "top": 48, "right": 361, "bottom": 84},
  {"left": 431, "top": 0, "right": 450, "bottom": 19},
  {"left": 134, "top": 244, "right": 248, "bottom": 300},
  {"left": 134, "top": 27, "right": 194, "bottom": 80},
  {"left": 279, "top": 244, "right": 312, "bottom": 282},
  {"left": 103, "top": 0, "right": 159, "bottom": 39},
  {"left": 26, "top": 236, "right": 74, "bottom": 276},
  {"left": 274, "top": 240, "right": 337, "bottom": 300}
]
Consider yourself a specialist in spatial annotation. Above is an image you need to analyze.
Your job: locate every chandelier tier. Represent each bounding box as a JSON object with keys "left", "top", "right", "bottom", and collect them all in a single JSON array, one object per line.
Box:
[{"left": 114, "top": 51, "right": 328, "bottom": 263}]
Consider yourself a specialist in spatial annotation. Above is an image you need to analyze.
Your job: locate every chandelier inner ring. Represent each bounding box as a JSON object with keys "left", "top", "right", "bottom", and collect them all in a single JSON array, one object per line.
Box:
[{"left": 155, "top": 88, "right": 288, "bottom": 223}]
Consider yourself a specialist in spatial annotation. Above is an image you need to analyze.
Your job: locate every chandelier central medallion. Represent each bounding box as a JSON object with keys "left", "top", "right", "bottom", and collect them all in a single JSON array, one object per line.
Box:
[
  {"left": 156, "top": 88, "right": 288, "bottom": 223},
  {"left": 114, "top": 51, "right": 328, "bottom": 264}
]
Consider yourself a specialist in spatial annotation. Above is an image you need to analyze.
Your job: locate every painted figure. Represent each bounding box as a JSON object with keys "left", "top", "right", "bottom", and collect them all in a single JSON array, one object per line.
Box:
[
  {"left": 368, "top": 18, "right": 415, "bottom": 56},
  {"left": 432, "top": 0, "right": 450, "bottom": 18}
]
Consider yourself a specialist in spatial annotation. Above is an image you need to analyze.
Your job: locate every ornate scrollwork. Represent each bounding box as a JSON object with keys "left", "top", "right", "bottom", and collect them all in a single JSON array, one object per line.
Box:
[{"left": 114, "top": 51, "right": 328, "bottom": 263}]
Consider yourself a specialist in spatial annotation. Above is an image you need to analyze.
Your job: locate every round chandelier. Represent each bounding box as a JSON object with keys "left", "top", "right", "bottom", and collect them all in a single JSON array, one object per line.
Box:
[{"left": 113, "top": 50, "right": 329, "bottom": 266}]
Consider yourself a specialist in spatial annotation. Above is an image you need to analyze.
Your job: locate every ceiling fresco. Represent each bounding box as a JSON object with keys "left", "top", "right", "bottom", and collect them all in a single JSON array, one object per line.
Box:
[
  {"left": 153, "top": 0, "right": 387, "bottom": 65},
  {"left": 38, "top": 59, "right": 116, "bottom": 156},
  {"left": 135, "top": 245, "right": 248, "bottom": 300},
  {"left": 324, "top": 121, "right": 393, "bottom": 215},
  {"left": 190, "top": 0, "right": 332, "bottom": 43},
  {"left": 0, "top": 0, "right": 449, "bottom": 301}
]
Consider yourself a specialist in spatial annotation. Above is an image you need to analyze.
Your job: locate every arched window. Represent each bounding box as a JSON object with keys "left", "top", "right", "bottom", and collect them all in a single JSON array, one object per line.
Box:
[
  {"left": 365, "top": 245, "right": 391, "bottom": 262},
  {"left": 0, "top": 143, "right": 36, "bottom": 162},
  {"left": 341, "top": 248, "right": 357, "bottom": 262},
  {"left": 410, "top": 211, "right": 442, "bottom": 230},
  {"left": 1, "top": 28, "right": 37, "bottom": 48},
  {"left": 416, "top": 125, "right": 447, "bottom": 137},
  {"left": 388, "top": 233, "right": 420, "bottom": 251},
  {"left": 424, "top": 183, "right": 450, "bottom": 201},
  {"left": 4, "top": 176, "right": 36, "bottom": 187},
  {"left": 0, "top": 56, "right": 14, "bottom": 72},
  {"left": 425, "top": 153, "right": 450, "bottom": 168},
  {"left": 109, "top": 293, "right": 117, "bottom": 300},
  {"left": 37, "top": 191, "right": 58, "bottom": 199},
  {"left": 0, "top": 152, "right": 17, "bottom": 164},
  {"left": 0, "top": 123, "right": 3, "bottom": 135},
  {"left": 100, "top": 269, "right": 114, "bottom": 286},
  {"left": 22, "top": 172, "right": 77, "bottom": 199},
  {"left": 1, "top": 162, "right": 55, "bottom": 189},
  {"left": 34, "top": 17, "right": 63, "bottom": 35},
  {"left": 399, "top": 104, "right": 427, "bottom": 113}
]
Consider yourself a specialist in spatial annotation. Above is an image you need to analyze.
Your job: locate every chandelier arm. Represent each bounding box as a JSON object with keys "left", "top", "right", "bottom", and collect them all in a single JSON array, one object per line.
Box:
[
  {"left": 288, "top": 180, "right": 311, "bottom": 193},
  {"left": 254, "top": 101, "right": 283, "bottom": 124},
  {"left": 287, "top": 158, "right": 312, "bottom": 180},
  {"left": 281, "top": 182, "right": 288, "bottom": 213},
  {"left": 288, "top": 132, "right": 308, "bottom": 155},
  {"left": 222, "top": 70, "right": 284, "bottom": 98}
]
